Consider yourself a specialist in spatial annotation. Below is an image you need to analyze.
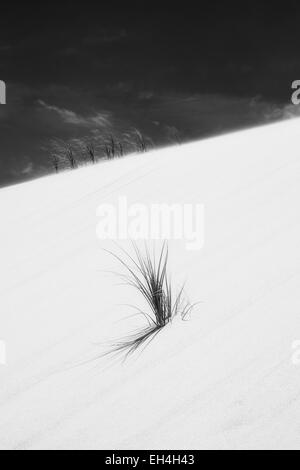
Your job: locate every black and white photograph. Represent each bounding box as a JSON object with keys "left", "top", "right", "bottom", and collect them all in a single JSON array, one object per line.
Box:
[{"left": 1, "top": 1, "right": 300, "bottom": 453}]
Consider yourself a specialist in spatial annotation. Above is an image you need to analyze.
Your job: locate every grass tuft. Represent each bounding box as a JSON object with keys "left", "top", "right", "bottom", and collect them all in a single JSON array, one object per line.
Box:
[{"left": 106, "top": 243, "right": 195, "bottom": 359}]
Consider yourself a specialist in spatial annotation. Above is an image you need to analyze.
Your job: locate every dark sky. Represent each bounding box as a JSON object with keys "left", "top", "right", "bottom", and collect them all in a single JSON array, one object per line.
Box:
[{"left": 1, "top": 1, "right": 300, "bottom": 187}]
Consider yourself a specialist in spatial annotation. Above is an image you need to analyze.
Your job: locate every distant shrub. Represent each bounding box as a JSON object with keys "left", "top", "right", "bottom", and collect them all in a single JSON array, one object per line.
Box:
[{"left": 47, "top": 128, "right": 152, "bottom": 174}]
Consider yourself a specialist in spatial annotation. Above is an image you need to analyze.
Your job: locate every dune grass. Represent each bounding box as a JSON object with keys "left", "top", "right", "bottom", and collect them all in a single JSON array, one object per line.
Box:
[{"left": 107, "top": 243, "right": 195, "bottom": 358}]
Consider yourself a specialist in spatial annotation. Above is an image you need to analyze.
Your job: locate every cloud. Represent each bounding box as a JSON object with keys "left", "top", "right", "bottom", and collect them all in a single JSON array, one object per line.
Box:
[
  {"left": 59, "top": 47, "right": 79, "bottom": 57},
  {"left": 263, "top": 101, "right": 300, "bottom": 121},
  {"left": 37, "top": 100, "right": 111, "bottom": 128},
  {"left": 134, "top": 92, "right": 291, "bottom": 141},
  {"left": 21, "top": 161, "right": 34, "bottom": 175},
  {"left": 0, "top": 44, "right": 12, "bottom": 52},
  {"left": 83, "top": 29, "right": 127, "bottom": 45},
  {"left": 138, "top": 91, "right": 155, "bottom": 101}
]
